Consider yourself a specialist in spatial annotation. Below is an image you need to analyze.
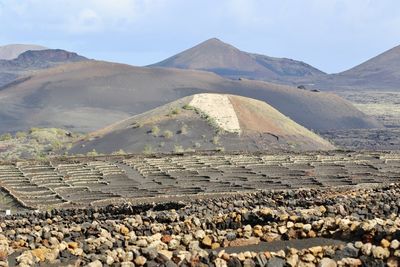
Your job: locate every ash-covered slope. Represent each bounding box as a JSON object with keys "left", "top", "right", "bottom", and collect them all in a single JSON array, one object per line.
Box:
[
  {"left": 0, "top": 61, "right": 381, "bottom": 134},
  {"left": 306, "top": 44, "right": 400, "bottom": 91},
  {"left": 0, "top": 49, "right": 89, "bottom": 87},
  {"left": 336, "top": 44, "right": 400, "bottom": 90},
  {"left": 150, "top": 38, "right": 325, "bottom": 84},
  {"left": 70, "top": 93, "right": 335, "bottom": 154}
]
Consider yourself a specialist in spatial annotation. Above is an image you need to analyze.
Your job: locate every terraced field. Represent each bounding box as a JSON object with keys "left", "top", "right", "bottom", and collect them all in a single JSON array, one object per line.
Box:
[
  {"left": 1, "top": 151, "right": 400, "bottom": 211},
  {"left": 322, "top": 91, "right": 400, "bottom": 150}
]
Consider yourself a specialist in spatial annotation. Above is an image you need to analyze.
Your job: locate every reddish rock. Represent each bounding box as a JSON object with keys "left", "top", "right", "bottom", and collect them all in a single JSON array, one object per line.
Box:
[
  {"left": 229, "top": 237, "right": 260, "bottom": 247},
  {"left": 261, "top": 233, "right": 280, "bottom": 242},
  {"left": 161, "top": 235, "right": 172, "bottom": 244},
  {"left": 0, "top": 250, "right": 7, "bottom": 261},
  {"left": 307, "top": 230, "right": 317, "bottom": 238},
  {"left": 264, "top": 251, "right": 272, "bottom": 259}
]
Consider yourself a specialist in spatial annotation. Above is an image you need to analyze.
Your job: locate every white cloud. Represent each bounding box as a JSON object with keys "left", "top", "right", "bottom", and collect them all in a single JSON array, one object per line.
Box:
[
  {"left": 67, "top": 9, "right": 102, "bottom": 34},
  {"left": 0, "top": 0, "right": 167, "bottom": 34},
  {"left": 65, "top": 0, "right": 167, "bottom": 33},
  {"left": 0, "top": 0, "right": 399, "bottom": 72}
]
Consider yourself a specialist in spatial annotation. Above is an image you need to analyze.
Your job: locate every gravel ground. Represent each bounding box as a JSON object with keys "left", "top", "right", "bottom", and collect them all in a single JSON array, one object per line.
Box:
[{"left": 1, "top": 183, "right": 400, "bottom": 266}]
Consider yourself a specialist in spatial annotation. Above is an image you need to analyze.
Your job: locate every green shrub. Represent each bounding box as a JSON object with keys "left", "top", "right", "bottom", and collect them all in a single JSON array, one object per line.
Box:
[
  {"left": 15, "top": 131, "right": 27, "bottom": 139},
  {"left": 0, "top": 127, "right": 84, "bottom": 160},
  {"left": 0, "top": 133, "right": 12, "bottom": 141},
  {"left": 168, "top": 108, "right": 180, "bottom": 116},
  {"left": 174, "top": 145, "right": 184, "bottom": 153},
  {"left": 29, "top": 127, "right": 40, "bottom": 133},
  {"left": 179, "top": 124, "right": 188, "bottom": 135},
  {"left": 163, "top": 130, "right": 174, "bottom": 139},
  {"left": 112, "top": 149, "right": 127, "bottom": 155},
  {"left": 143, "top": 144, "right": 153, "bottom": 154},
  {"left": 51, "top": 140, "right": 63, "bottom": 150},
  {"left": 212, "top": 136, "right": 220, "bottom": 145},
  {"left": 55, "top": 128, "right": 67, "bottom": 135},
  {"left": 30, "top": 128, "right": 64, "bottom": 144},
  {"left": 182, "top": 104, "right": 193, "bottom": 110},
  {"left": 151, "top": 126, "right": 160, "bottom": 137},
  {"left": 86, "top": 149, "right": 98, "bottom": 157}
]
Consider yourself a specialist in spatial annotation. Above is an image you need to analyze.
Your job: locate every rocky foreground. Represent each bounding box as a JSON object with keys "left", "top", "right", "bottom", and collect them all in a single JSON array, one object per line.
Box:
[{"left": 1, "top": 184, "right": 400, "bottom": 266}]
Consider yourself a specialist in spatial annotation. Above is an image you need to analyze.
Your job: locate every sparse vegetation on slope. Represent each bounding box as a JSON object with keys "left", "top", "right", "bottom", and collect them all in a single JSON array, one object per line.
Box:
[
  {"left": 151, "top": 126, "right": 160, "bottom": 137},
  {"left": 0, "top": 128, "right": 83, "bottom": 160},
  {"left": 179, "top": 124, "right": 189, "bottom": 135},
  {"left": 163, "top": 130, "right": 174, "bottom": 139},
  {"left": 69, "top": 93, "right": 335, "bottom": 155}
]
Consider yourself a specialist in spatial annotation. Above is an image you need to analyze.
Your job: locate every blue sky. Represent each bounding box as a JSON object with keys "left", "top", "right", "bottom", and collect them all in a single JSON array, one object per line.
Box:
[{"left": 0, "top": 0, "right": 399, "bottom": 73}]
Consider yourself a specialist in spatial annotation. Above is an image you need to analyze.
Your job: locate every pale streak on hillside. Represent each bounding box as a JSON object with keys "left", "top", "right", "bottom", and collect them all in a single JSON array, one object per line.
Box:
[{"left": 189, "top": 93, "right": 241, "bottom": 134}]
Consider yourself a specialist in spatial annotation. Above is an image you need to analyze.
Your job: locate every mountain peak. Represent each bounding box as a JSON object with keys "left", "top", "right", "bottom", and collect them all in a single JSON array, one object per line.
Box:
[
  {"left": 204, "top": 37, "right": 222, "bottom": 42},
  {"left": 150, "top": 38, "right": 259, "bottom": 71},
  {"left": 342, "top": 43, "right": 400, "bottom": 75},
  {"left": 150, "top": 38, "right": 325, "bottom": 83},
  {"left": 201, "top": 37, "right": 225, "bottom": 45},
  {"left": 320, "top": 43, "right": 400, "bottom": 90},
  {"left": 195, "top": 37, "right": 237, "bottom": 50}
]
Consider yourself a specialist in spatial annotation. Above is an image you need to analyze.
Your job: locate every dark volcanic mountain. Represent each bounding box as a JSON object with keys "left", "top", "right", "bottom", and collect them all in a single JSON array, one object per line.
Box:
[
  {"left": 70, "top": 93, "right": 335, "bottom": 154},
  {"left": 0, "top": 49, "right": 88, "bottom": 87},
  {"left": 0, "top": 44, "right": 47, "bottom": 60},
  {"left": 150, "top": 38, "right": 325, "bottom": 85},
  {"left": 0, "top": 49, "right": 87, "bottom": 69},
  {"left": 0, "top": 60, "right": 380, "bottom": 133},
  {"left": 152, "top": 39, "right": 400, "bottom": 92},
  {"left": 305, "top": 44, "right": 400, "bottom": 91}
]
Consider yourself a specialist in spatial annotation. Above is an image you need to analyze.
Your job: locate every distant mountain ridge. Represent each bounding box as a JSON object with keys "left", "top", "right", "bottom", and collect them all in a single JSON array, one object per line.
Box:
[
  {"left": 307, "top": 44, "right": 400, "bottom": 91},
  {"left": 150, "top": 38, "right": 325, "bottom": 85},
  {"left": 152, "top": 38, "right": 400, "bottom": 91},
  {"left": 0, "top": 60, "right": 380, "bottom": 134},
  {"left": 3, "top": 39, "right": 399, "bottom": 92},
  {"left": 0, "top": 49, "right": 88, "bottom": 69},
  {"left": 0, "top": 49, "right": 89, "bottom": 87},
  {"left": 0, "top": 44, "right": 47, "bottom": 60}
]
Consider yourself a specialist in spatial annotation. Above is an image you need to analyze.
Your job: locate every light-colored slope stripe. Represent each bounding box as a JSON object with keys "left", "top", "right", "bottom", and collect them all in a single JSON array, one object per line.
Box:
[{"left": 189, "top": 93, "right": 241, "bottom": 134}]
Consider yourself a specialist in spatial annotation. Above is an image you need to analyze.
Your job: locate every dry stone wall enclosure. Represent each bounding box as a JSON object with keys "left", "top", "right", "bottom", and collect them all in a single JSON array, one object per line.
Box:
[
  {"left": 0, "top": 152, "right": 400, "bottom": 266},
  {"left": 1, "top": 152, "right": 400, "bottom": 211}
]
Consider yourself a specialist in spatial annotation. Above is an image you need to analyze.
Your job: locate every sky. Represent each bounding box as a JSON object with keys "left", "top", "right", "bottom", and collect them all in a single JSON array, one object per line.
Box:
[{"left": 0, "top": 0, "right": 399, "bottom": 73}]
